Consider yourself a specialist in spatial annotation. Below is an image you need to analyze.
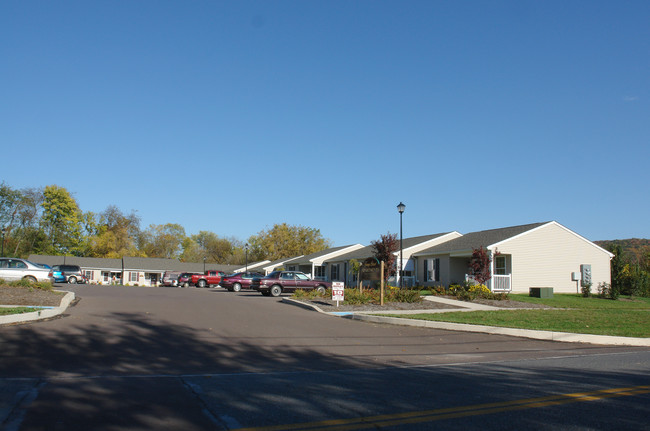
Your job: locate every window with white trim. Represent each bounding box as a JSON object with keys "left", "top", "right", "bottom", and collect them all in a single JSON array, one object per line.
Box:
[
  {"left": 129, "top": 272, "right": 139, "bottom": 282},
  {"left": 424, "top": 258, "right": 440, "bottom": 282},
  {"left": 495, "top": 256, "right": 507, "bottom": 275}
]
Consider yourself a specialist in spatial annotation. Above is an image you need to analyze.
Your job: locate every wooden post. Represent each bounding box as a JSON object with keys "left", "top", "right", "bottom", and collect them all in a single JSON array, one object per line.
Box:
[{"left": 380, "top": 261, "right": 385, "bottom": 306}]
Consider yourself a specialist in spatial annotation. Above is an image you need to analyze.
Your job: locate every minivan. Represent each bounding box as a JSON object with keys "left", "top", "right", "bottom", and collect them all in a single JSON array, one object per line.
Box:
[{"left": 50, "top": 265, "right": 87, "bottom": 284}]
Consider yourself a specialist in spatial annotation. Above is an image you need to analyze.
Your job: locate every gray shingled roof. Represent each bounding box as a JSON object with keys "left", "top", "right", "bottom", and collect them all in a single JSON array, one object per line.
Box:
[
  {"left": 417, "top": 222, "right": 549, "bottom": 255},
  {"left": 329, "top": 233, "right": 453, "bottom": 262},
  {"left": 29, "top": 254, "right": 123, "bottom": 270},
  {"left": 283, "top": 245, "right": 359, "bottom": 265}
]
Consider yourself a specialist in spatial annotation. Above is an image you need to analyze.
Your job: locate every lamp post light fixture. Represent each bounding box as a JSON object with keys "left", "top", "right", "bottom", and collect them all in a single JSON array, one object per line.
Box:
[
  {"left": 245, "top": 243, "right": 249, "bottom": 272},
  {"left": 397, "top": 202, "right": 406, "bottom": 288}
]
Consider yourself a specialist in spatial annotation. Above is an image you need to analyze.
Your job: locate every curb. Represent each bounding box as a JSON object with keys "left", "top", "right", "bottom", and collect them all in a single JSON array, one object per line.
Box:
[
  {"left": 0, "top": 290, "right": 75, "bottom": 325},
  {"left": 281, "top": 298, "right": 650, "bottom": 347}
]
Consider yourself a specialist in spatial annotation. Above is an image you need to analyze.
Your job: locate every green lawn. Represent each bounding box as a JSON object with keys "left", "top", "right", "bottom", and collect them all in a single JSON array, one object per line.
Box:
[
  {"left": 0, "top": 307, "right": 38, "bottom": 316},
  {"left": 385, "top": 294, "right": 650, "bottom": 338}
]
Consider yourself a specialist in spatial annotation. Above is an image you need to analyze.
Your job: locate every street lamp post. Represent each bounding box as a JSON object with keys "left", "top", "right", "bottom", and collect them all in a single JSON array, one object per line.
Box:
[
  {"left": 245, "top": 243, "right": 249, "bottom": 272},
  {"left": 397, "top": 202, "right": 405, "bottom": 288},
  {"left": 203, "top": 256, "right": 206, "bottom": 273},
  {"left": 1, "top": 227, "right": 5, "bottom": 257}
]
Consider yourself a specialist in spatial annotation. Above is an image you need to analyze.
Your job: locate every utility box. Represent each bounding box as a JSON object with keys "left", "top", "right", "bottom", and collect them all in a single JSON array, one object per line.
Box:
[{"left": 529, "top": 287, "right": 554, "bottom": 298}]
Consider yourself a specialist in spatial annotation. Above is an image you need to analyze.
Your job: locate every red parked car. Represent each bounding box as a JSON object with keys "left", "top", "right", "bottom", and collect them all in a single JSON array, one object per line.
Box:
[
  {"left": 220, "top": 272, "right": 264, "bottom": 292},
  {"left": 190, "top": 270, "right": 226, "bottom": 288},
  {"left": 251, "top": 271, "right": 331, "bottom": 297}
]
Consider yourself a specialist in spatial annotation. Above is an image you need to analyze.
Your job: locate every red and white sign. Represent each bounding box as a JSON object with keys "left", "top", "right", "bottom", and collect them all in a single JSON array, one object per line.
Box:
[{"left": 332, "top": 281, "right": 344, "bottom": 302}]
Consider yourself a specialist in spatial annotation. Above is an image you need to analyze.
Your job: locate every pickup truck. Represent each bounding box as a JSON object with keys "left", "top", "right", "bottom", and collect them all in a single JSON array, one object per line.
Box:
[{"left": 190, "top": 270, "right": 226, "bottom": 288}]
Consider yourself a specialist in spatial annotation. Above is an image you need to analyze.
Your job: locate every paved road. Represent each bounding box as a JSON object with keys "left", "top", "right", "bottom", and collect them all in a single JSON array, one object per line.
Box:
[{"left": 1, "top": 286, "right": 648, "bottom": 430}]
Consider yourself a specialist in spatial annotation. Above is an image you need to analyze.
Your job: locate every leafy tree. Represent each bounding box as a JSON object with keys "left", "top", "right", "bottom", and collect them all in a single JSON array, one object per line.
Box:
[
  {"left": 180, "top": 232, "right": 246, "bottom": 264},
  {"left": 10, "top": 187, "right": 45, "bottom": 256},
  {"left": 248, "top": 223, "right": 331, "bottom": 261},
  {"left": 140, "top": 223, "right": 186, "bottom": 258},
  {"left": 468, "top": 246, "right": 492, "bottom": 285},
  {"left": 41, "top": 185, "right": 84, "bottom": 255},
  {"left": 0, "top": 182, "right": 22, "bottom": 230},
  {"left": 371, "top": 232, "right": 398, "bottom": 280},
  {"left": 89, "top": 206, "right": 143, "bottom": 258}
]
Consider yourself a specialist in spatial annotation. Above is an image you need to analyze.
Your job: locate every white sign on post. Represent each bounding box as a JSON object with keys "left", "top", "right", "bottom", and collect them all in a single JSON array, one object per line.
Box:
[{"left": 332, "top": 281, "right": 344, "bottom": 306}]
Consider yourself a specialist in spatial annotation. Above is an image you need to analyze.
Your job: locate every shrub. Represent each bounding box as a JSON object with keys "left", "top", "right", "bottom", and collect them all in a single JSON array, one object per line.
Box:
[
  {"left": 386, "top": 289, "right": 422, "bottom": 303},
  {"left": 468, "top": 284, "right": 491, "bottom": 298},
  {"left": 5, "top": 279, "right": 54, "bottom": 291},
  {"left": 597, "top": 282, "right": 618, "bottom": 300},
  {"left": 581, "top": 282, "right": 592, "bottom": 298}
]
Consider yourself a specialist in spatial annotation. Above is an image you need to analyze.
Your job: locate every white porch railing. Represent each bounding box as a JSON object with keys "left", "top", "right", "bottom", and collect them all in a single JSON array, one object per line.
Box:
[
  {"left": 491, "top": 274, "right": 512, "bottom": 292},
  {"left": 465, "top": 274, "right": 512, "bottom": 292}
]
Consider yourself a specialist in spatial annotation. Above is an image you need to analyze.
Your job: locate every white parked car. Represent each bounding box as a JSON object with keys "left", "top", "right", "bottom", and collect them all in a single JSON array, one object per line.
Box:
[{"left": 0, "top": 258, "right": 52, "bottom": 283}]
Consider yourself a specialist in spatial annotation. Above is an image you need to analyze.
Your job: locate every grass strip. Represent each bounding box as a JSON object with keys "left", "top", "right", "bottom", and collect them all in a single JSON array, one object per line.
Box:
[
  {"left": 383, "top": 294, "right": 650, "bottom": 338},
  {"left": 0, "top": 307, "right": 39, "bottom": 316}
]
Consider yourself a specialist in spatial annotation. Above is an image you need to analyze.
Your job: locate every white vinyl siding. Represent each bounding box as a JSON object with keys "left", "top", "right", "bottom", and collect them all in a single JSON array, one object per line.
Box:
[{"left": 493, "top": 223, "right": 611, "bottom": 294}]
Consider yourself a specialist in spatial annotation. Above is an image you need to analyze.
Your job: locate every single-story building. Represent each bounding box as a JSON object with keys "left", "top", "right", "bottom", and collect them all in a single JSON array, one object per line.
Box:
[
  {"left": 324, "top": 232, "right": 463, "bottom": 286},
  {"left": 282, "top": 244, "right": 364, "bottom": 281},
  {"left": 28, "top": 255, "right": 239, "bottom": 286},
  {"left": 413, "top": 221, "right": 613, "bottom": 294}
]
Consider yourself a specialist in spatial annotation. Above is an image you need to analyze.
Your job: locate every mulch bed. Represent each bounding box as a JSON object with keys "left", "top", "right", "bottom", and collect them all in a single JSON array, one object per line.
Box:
[{"left": 0, "top": 286, "right": 65, "bottom": 307}]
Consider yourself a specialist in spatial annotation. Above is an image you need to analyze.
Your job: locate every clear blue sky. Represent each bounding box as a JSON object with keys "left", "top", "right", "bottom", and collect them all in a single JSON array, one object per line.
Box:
[{"left": 2, "top": 1, "right": 648, "bottom": 246}]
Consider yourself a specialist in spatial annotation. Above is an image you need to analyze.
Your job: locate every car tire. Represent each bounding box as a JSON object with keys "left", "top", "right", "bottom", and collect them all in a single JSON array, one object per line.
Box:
[
  {"left": 183, "top": 282, "right": 189, "bottom": 288},
  {"left": 315, "top": 285, "right": 326, "bottom": 295},
  {"left": 68, "top": 276, "right": 77, "bottom": 284},
  {"left": 233, "top": 283, "right": 242, "bottom": 292},
  {"left": 270, "top": 285, "right": 282, "bottom": 297},
  {"left": 23, "top": 276, "right": 37, "bottom": 283},
  {"left": 197, "top": 279, "right": 207, "bottom": 288}
]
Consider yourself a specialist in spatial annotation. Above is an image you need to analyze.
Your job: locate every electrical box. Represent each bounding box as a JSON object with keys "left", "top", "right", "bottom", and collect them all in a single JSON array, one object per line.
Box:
[
  {"left": 571, "top": 272, "right": 581, "bottom": 281},
  {"left": 580, "top": 264, "right": 592, "bottom": 287}
]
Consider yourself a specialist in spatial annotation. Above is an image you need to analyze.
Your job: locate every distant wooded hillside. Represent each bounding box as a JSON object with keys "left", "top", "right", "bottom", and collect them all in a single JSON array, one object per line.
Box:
[{"left": 595, "top": 239, "right": 650, "bottom": 263}]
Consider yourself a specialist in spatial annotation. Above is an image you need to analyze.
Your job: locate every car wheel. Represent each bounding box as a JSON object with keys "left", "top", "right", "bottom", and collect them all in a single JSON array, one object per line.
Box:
[
  {"left": 183, "top": 282, "right": 189, "bottom": 288},
  {"left": 68, "top": 276, "right": 77, "bottom": 284},
  {"left": 315, "top": 285, "right": 326, "bottom": 295},
  {"left": 270, "top": 285, "right": 282, "bottom": 297},
  {"left": 197, "top": 279, "right": 207, "bottom": 288},
  {"left": 233, "top": 283, "right": 242, "bottom": 292},
  {"left": 23, "top": 276, "right": 37, "bottom": 283}
]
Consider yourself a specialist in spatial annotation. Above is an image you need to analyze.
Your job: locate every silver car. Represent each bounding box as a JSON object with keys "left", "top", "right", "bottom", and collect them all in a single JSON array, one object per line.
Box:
[{"left": 0, "top": 258, "right": 51, "bottom": 283}]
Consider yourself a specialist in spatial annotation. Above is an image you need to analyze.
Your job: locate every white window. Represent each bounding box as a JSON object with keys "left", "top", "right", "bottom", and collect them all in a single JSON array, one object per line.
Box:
[
  {"left": 424, "top": 258, "right": 440, "bottom": 282},
  {"left": 495, "top": 256, "right": 507, "bottom": 275},
  {"left": 84, "top": 270, "right": 94, "bottom": 280},
  {"left": 129, "top": 272, "right": 139, "bottom": 282}
]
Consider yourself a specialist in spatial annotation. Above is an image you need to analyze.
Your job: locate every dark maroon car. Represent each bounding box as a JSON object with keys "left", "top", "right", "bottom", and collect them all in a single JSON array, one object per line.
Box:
[
  {"left": 251, "top": 271, "right": 331, "bottom": 297},
  {"left": 220, "top": 272, "right": 264, "bottom": 292}
]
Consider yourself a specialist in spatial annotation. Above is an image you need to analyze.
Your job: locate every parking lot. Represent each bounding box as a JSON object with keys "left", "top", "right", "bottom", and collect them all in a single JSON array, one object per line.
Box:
[{"left": 1, "top": 285, "right": 649, "bottom": 430}]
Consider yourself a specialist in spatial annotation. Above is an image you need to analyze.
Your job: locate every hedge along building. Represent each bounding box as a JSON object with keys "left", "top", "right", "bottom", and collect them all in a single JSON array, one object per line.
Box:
[{"left": 412, "top": 221, "right": 614, "bottom": 294}]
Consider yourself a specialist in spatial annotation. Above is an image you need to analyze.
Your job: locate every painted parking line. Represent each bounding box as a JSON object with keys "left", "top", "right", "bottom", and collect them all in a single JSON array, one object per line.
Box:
[{"left": 236, "top": 385, "right": 650, "bottom": 431}]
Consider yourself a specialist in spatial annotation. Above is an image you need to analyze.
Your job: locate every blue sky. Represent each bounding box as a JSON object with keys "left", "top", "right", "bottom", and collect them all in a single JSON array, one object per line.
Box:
[{"left": 2, "top": 1, "right": 648, "bottom": 246}]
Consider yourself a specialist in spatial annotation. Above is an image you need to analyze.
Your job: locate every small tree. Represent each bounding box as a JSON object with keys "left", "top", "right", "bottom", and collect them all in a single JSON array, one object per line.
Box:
[
  {"left": 468, "top": 246, "right": 492, "bottom": 286},
  {"left": 371, "top": 232, "right": 398, "bottom": 281}
]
